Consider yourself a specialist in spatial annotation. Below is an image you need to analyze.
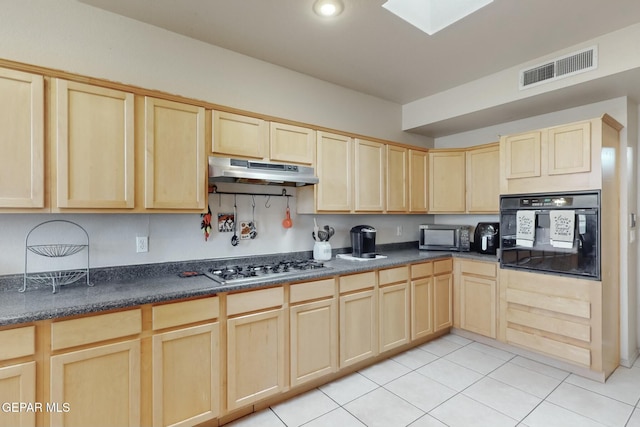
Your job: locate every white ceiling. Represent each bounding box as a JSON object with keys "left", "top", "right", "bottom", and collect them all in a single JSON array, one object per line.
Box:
[{"left": 78, "top": 0, "right": 640, "bottom": 134}]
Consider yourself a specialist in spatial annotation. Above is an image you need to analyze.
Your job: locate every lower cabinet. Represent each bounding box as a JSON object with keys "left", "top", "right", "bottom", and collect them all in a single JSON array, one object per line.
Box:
[
  {"left": 339, "top": 272, "right": 378, "bottom": 368},
  {"left": 433, "top": 259, "right": 453, "bottom": 332},
  {"left": 455, "top": 259, "right": 498, "bottom": 339},
  {"left": 0, "top": 362, "right": 36, "bottom": 427},
  {"left": 50, "top": 340, "right": 141, "bottom": 427},
  {"left": 226, "top": 288, "right": 285, "bottom": 411},
  {"left": 289, "top": 278, "right": 338, "bottom": 387},
  {"left": 378, "top": 267, "right": 410, "bottom": 353},
  {"left": 410, "top": 262, "right": 434, "bottom": 340}
]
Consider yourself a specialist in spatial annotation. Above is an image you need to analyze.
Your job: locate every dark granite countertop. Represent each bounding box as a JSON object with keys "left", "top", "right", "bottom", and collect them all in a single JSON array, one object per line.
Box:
[{"left": 0, "top": 246, "right": 497, "bottom": 327}]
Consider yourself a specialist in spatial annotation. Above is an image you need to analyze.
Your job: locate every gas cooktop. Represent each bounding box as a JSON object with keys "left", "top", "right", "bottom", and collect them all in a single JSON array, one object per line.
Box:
[{"left": 203, "top": 259, "right": 329, "bottom": 285}]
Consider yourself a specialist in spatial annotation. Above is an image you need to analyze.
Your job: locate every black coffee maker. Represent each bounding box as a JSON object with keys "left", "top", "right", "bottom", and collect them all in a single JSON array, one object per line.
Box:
[
  {"left": 474, "top": 222, "right": 500, "bottom": 255},
  {"left": 350, "top": 225, "right": 377, "bottom": 258}
]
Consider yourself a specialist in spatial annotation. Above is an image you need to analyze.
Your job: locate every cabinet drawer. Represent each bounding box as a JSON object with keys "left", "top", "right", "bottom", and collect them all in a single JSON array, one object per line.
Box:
[
  {"left": 506, "top": 288, "right": 591, "bottom": 319},
  {"left": 460, "top": 260, "right": 497, "bottom": 278},
  {"left": 227, "top": 287, "right": 284, "bottom": 316},
  {"left": 411, "top": 262, "right": 433, "bottom": 279},
  {"left": 379, "top": 266, "right": 408, "bottom": 286},
  {"left": 0, "top": 326, "right": 35, "bottom": 361},
  {"left": 339, "top": 271, "right": 376, "bottom": 294},
  {"left": 434, "top": 258, "right": 453, "bottom": 275},
  {"left": 506, "top": 328, "right": 590, "bottom": 367},
  {"left": 290, "top": 278, "right": 335, "bottom": 304},
  {"left": 152, "top": 296, "right": 219, "bottom": 330},
  {"left": 51, "top": 309, "right": 142, "bottom": 350}
]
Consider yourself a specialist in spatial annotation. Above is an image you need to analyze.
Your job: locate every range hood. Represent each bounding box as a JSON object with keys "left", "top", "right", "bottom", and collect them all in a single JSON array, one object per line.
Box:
[{"left": 208, "top": 157, "right": 318, "bottom": 186}]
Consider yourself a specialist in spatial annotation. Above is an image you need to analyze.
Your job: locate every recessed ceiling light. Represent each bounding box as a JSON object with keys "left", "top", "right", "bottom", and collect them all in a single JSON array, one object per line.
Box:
[
  {"left": 313, "top": 0, "right": 344, "bottom": 17},
  {"left": 382, "top": 0, "right": 493, "bottom": 35}
]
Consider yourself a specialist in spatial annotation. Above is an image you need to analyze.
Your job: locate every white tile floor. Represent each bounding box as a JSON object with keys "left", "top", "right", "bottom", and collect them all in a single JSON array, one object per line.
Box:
[{"left": 225, "top": 334, "right": 640, "bottom": 427}]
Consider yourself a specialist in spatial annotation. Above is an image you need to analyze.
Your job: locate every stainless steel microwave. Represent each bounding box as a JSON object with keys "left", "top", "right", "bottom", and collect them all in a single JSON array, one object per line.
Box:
[{"left": 419, "top": 224, "right": 471, "bottom": 251}]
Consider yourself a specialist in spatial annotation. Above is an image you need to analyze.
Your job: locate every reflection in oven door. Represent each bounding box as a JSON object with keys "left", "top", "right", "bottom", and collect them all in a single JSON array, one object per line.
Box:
[{"left": 500, "top": 192, "right": 600, "bottom": 280}]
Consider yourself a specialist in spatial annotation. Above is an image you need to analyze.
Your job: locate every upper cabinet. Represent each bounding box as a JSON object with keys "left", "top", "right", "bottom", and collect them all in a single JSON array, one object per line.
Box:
[
  {"left": 354, "top": 139, "right": 385, "bottom": 212},
  {"left": 429, "top": 150, "right": 466, "bottom": 213},
  {"left": 500, "top": 116, "right": 622, "bottom": 194},
  {"left": 314, "top": 131, "right": 353, "bottom": 212},
  {"left": 466, "top": 143, "right": 499, "bottom": 213},
  {"left": 52, "top": 79, "right": 135, "bottom": 210},
  {"left": 270, "top": 122, "right": 315, "bottom": 165},
  {"left": 212, "top": 111, "right": 268, "bottom": 159},
  {"left": 143, "top": 97, "right": 206, "bottom": 210},
  {"left": 409, "top": 150, "right": 428, "bottom": 213},
  {"left": 0, "top": 68, "right": 45, "bottom": 210},
  {"left": 387, "top": 145, "right": 409, "bottom": 213}
]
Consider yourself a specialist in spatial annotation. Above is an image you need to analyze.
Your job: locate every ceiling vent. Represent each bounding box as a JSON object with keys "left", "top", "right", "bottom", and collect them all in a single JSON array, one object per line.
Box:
[{"left": 519, "top": 46, "right": 598, "bottom": 90}]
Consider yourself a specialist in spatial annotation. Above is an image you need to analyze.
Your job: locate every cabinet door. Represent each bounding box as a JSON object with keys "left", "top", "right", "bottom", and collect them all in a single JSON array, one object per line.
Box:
[
  {"left": 212, "top": 111, "right": 267, "bottom": 159},
  {"left": 548, "top": 121, "right": 591, "bottom": 175},
  {"left": 411, "top": 277, "right": 433, "bottom": 340},
  {"left": 409, "top": 150, "right": 428, "bottom": 212},
  {"left": 50, "top": 340, "right": 140, "bottom": 427},
  {"left": 54, "top": 80, "right": 134, "bottom": 209},
  {"left": 428, "top": 150, "right": 465, "bottom": 212},
  {"left": 290, "top": 299, "right": 337, "bottom": 387},
  {"left": 316, "top": 131, "right": 352, "bottom": 212},
  {"left": 144, "top": 97, "right": 205, "bottom": 210},
  {"left": 386, "top": 145, "right": 408, "bottom": 212},
  {"left": 0, "top": 68, "right": 44, "bottom": 209},
  {"left": 503, "top": 131, "right": 541, "bottom": 179},
  {"left": 354, "top": 139, "right": 385, "bottom": 212},
  {"left": 227, "top": 309, "right": 285, "bottom": 411},
  {"left": 433, "top": 274, "right": 453, "bottom": 332},
  {"left": 339, "top": 290, "right": 377, "bottom": 367},
  {"left": 379, "top": 283, "right": 410, "bottom": 352},
  {"left": 152, "top": 323, "right": 219, "bottom": 427},
  {"left": 460, "top": 275, "right": 497, "bottom": 338},
  {"left": 466, "top": 144, "right": 499, "bottom": 213},
  {"left": 0, "top": 362, "right": 36, "bottom": 427},
  {"left": 270, "top": 122, "right": 315, "bottom": 165}
]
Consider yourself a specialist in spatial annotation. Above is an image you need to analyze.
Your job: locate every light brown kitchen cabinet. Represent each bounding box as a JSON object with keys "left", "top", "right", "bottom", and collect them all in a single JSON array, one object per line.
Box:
[
  {"left": 0, "top": 325, "right": 36, "bottom": 427},
  {"left": 428, "top": 149, "right": 466, "bottom": 213},
  {"left": 289, "top": 278, "right": 338, "bottom": 387},
  {"left": 454, "top": 259, "right": 497, "bottom": 338},
  {"left": 0, "top": 67, "right": 44, "bottom": 210},
  {"left": 143, "top": 97, "right": 206, "bottom": 210},
  {"left": 212, "top": 111, "right": 268, "bottom": 159},
  {"left": 339, "top": 271, "right": 377, "bottom": 368},
  {"left": 52, "top": 79, "right": 135, "bottom": 209},
  {"left": 500, "top": 116, "right": 621, "bottom": 194},
  {"left": 433, "top": 259, "right": 453, "bottom": 332},
  {"left": 226, "top": 287, "right": 285, "bottom": 411},
  {"left": 49, "top": 310, "right": 142, "bottom": 427},
  {"left": 410, "top": 262, "right": 434, "bottom": 340},
  {"left": 466, "top": 143, "right": 499, "bottom": 213},
  {"left": 151, "top": 297, "right": 220, "bottom": 427},
  {"left": 354, "top": 139, "right": 385, "bottom": 212},
  {"left": 378, "top": 266, "right": 410, "bottom": 352},
  {"left": 270, "top": 122, "right": 315, "bottom": 165},
  {"left": 386, "top": 145, "right": 409, "bottom": 212},
  {"left": 409, "top": 149, "right": 428, "bottom": 213}
]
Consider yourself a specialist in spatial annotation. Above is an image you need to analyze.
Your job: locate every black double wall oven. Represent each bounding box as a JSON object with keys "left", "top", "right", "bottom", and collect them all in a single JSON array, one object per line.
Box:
[{"left": 499, "top": 191, "right": 600, "bottom": 280}]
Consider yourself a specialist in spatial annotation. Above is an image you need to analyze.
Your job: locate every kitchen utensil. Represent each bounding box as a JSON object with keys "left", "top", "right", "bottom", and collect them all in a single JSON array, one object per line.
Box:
[
  {"left": 282, "top": 198, "right": 293, "bottom": 228},
  {"left": 313, "top": 218, "right": 319, "bottom": 241},
  {"left": 231, "top": 195, "right": 239, "bottom": 246},
  {"left": 324, "top": 225, "right": 335, "bottom": 240},
  {"left": 250, "top": 196, "right": 257, "bottom": 239},
  {"left": 317, "top": 229, "right": 329, "bottom": 241}
]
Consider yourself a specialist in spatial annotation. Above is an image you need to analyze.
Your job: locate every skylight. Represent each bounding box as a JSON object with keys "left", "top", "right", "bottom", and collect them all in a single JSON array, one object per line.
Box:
[{"left": 382, "top": 0, "right": 493, "bottom": 35}]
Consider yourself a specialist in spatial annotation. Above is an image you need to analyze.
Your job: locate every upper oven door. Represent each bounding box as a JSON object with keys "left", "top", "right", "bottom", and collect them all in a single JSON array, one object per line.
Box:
[{"left": 499, "top": 192, "right": 600, "bottom": 279}]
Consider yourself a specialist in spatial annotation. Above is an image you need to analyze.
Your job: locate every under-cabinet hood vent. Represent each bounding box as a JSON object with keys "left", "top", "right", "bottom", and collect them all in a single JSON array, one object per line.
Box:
[
  {"left": 520, "top": 46, "right": 597, "bottom": 89},
  {"left": 208, "top": 157, "right": 318, "bottom": 187}
]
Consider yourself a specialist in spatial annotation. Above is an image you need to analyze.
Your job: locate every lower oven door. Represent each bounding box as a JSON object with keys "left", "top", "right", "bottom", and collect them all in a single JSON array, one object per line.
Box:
[{"left": 500, "top": 206, "right": 599, "bottom": 280}]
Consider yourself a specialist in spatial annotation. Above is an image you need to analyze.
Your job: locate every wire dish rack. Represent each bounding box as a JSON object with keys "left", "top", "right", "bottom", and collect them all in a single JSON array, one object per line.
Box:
[{"left": 22, "top": 220, "right": 92, "bottom": 294}]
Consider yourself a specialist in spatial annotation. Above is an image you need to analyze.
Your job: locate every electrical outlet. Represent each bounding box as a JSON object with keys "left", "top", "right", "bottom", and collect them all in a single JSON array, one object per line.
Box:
[
  {"left": 136, "top": 236, "right": 148, "bottom": 253},
  {"left": 396, "top": 226, "right": 403, "bottom": 236}
]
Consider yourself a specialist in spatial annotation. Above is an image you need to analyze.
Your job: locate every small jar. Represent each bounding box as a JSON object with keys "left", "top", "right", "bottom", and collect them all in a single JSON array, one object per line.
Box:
[{"left": 313, "top": 241, "right": 332, "bottom": 261}]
